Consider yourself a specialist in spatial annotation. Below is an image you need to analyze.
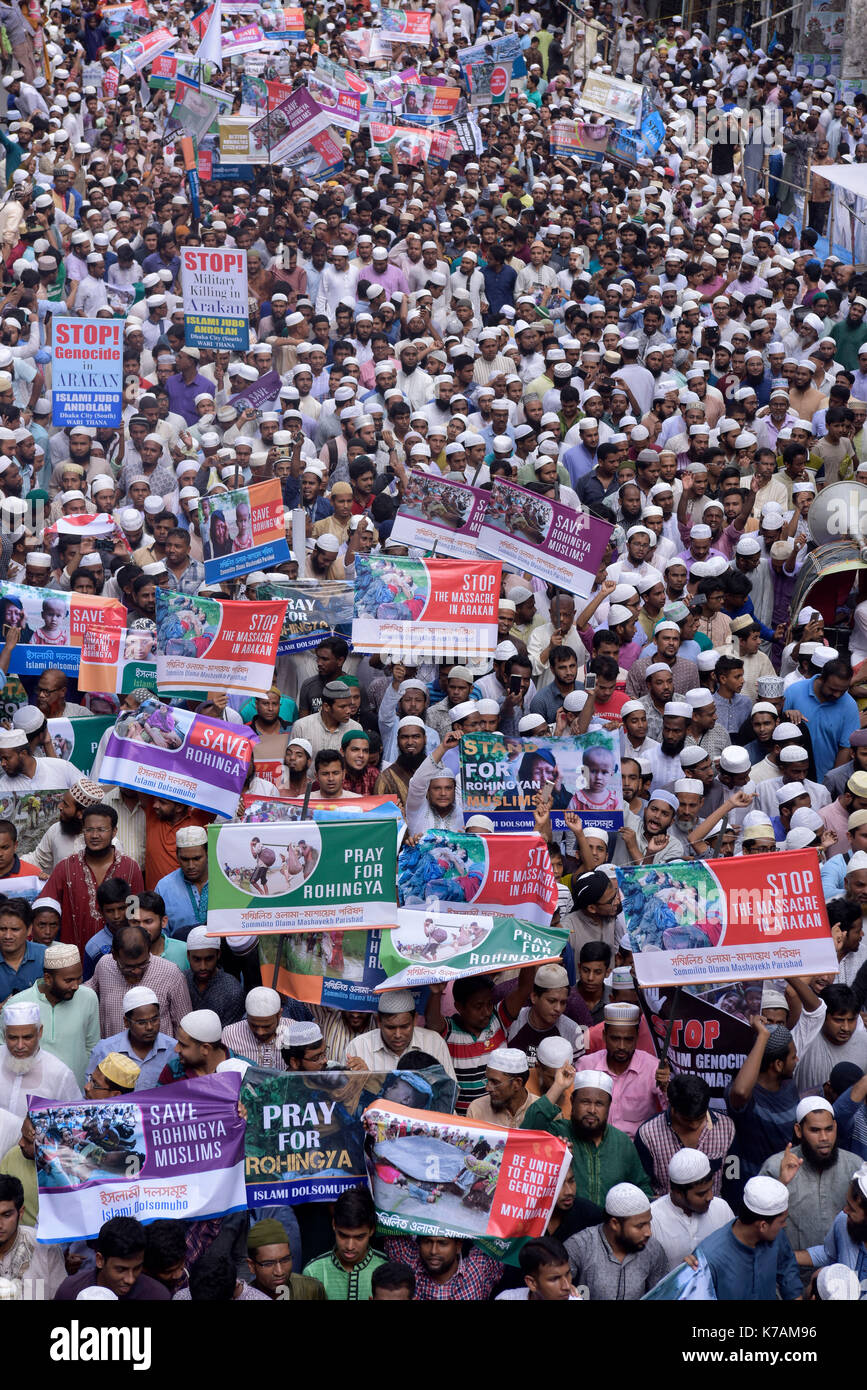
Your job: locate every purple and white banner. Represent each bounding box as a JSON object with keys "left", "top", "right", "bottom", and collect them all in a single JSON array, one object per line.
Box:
[
  {"left": 31, "top": 1074, "right": 247, "bottom": 1243},
  {"left": 98, "top": 695, "right": 253, "bottom": 818},
  {"left": 476, "top": 477, "right": 614, "bottom": 599},
  {"left": 389, "top": 470, "right": 489, "bottom": 561}
]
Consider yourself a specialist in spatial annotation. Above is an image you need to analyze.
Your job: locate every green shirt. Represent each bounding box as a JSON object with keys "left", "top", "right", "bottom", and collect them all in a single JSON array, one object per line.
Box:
[
  {"left": 522, "top": 1096, "right": 653, "bottom": 1207},
  {"left": 16, "top": 980, "right": 100, "bottom": 1090},
  {"left": 0, "top": 1142, "right": 37, "bottom": 1225},
  {"left": 830, "top": 317, "right": 867, "bottom": 372},
  {"left": 302, "top": 1248, "right": 385, "bottom": 1300}
]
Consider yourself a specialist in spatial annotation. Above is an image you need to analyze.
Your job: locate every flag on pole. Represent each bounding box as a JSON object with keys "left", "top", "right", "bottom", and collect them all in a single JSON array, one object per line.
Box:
[{"left": 197, "top": 0, "right": 223, "bottom": 70}]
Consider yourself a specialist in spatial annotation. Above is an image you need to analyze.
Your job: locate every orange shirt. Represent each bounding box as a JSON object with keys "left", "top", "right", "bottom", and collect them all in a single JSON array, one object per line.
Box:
[{"left": 144, "top": 807, "right": 212, "bottom": 890}]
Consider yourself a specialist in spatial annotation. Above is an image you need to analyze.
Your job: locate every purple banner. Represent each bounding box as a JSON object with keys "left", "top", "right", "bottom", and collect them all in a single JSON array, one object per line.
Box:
[
  {"left": 228, "top": 369, "right": 283, "bottom": 412},
  {"left": 476, "top": 477, "right": 614, "bottom": 599},
  {"left": 31, "top": 1073, "right": 247, "bottom": 1242},
  {"left": 389, "top": 469, "right": 489, "bottom": 561}
]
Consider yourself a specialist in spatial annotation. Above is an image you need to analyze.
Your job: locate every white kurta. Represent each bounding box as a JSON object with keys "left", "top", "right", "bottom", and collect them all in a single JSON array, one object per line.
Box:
[{"left": 0, "top": 1050, "right": 80, "bottom": 1118}]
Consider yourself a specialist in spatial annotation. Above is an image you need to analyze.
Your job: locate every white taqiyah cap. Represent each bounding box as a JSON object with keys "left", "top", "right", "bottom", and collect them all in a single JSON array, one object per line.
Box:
[
  {"left": 573, "top": 1068, "right": 613, "bottom": 1095},
  {"left": 743, "top": 1175, "right": 789, "bottom": 1216},
  {"left": 245, "top": 987, "right": 281, "bottom": 1017},
  {"left": 605, "top": 1182, "right": 650, "bottom": 1217},
  {"left": 179, "top": 1009, "right": 222, "bottom": 1043}
]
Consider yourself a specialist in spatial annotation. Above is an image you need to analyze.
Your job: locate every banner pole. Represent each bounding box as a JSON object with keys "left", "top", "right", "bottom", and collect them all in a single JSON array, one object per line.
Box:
[{"left": 658, "top": 985, "right": 681, "bottom": 1066}]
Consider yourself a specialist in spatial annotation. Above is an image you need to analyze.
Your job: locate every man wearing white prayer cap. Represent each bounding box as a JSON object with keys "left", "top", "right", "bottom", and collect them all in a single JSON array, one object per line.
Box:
[
  {"left": 184, "top": 924, "right": 245, "bottom": 1028},
  {"left": 528, "top": 1035, "right": 575, "bottom": 1116},
  {"left": 279, "top": 1019, "right": 328, "bottom": 1071},
  {"left": 525, "top": 1062, "right": 653, "bottom": 1207},
  {"left": 86, "top": 985, "right": 177, "bottom": 1090},
  {"left": 0, "top": 999, "right": 80, "bottom": 1116},
  {"left": 757, "top": 1096, "right": 860, "bottom": 1265},
  {"left": 222, "top": 987, "right": 285, "bottom": 1071},
  {"left": 467, "top": 1046, "right": 532, "bottom": 1126},
  {"left": 13, "top": 940, "right": 97, "bottom": 1088},
  {"left": 649, "top": 1150, "right": 734, "bottom": 1272},
  {"left": 694, "top": 1174, "right": 801, "bottom": 1300},
  {"left": 581, "top": 1002, "right": 668, "bottom": 1138},
  {"left": 564, "top": 1181, "right": 665, "bottom": 1299},
  {"left": 815, "top": 1263, "right": 862, "bottom": 1299},
  {"left": 171, "top": 1009, "right": 231, "bottom": 1078},
  {"left": 346, "top": 989, "right": 456, "bottom": 1078}
]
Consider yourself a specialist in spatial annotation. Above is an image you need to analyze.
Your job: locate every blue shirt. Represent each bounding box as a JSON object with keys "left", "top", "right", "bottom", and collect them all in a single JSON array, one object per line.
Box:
[
  {"left": 88, "top": 1029, "right": 178, "bottom": 1091},
  {"left": 156, "top": 868, "right": 208, "bottom": 939},
  {"left": 712, "top": 690, "right": 753, "bottom": 734},
  {"left": 0, "top": 940, "right": 45, "bottom": 1000},
  {"left": 725, "top": 1078, "right": 799, "bottom": 1201},
  {"left": 807, "top": 1209, "right": 867, "bottom": 1277},
  {"left": 166, "top": 371, "right": 217, "bottom": 426},
  {"left": 697, "top": 1221, "right": 801, "bottom": 1300},
  {"left": 783, "top": 677, "right": 859, "bottom": 782},
  {"left": 83, "top": 926, "right": 112, "bottom": 981},
  {"left": 833, "top": 1084, "right": 867, "bottom": 1160},
  {"left": 481, "top": 263, "right": 517, "bottom": 317}
]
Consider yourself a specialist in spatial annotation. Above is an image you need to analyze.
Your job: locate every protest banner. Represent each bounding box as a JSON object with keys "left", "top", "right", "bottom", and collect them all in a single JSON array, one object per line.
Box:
[
  {"left": 389, "top": 470, "right": 488, "bottom": 560},
  {"left": 378, "top": 911, "right": 569, "bottom": 990},
  {"left": 476, "top": 477, "right": 613, "bottom": 600},
  {"left": 640, "top": 109, "right": 666, "bottom": 156},
  {"left": 205, "top": 817, "right": 399, "bottom": 935},
  {"left": 221, "top": 22, "right": 266, "bottom": 56},
  {"left": 199, "top": 478, "right": 288, "bottom": 582},
  {"left": 148, "top": 51, "right": 177, "bottom": 87},
  {"left": 243, "top": 1066, "right": 457, "bottom": 1206},
  {"left": 352, "top": 556, "right": 500, "bottom": 663},
  {"left": 43, "top": 513, "right": 129, "bottom": 552},
  {"left": 181, "top": 246, "right": 249, "bottom": 351},
  {"left": 639, "top": 985, "right": 753, "bottom": 1104},
  {"left": 642, "top": 1251, "right": 716, "bottom": 1301},
  {"left": 78, "top": 625, "right": 157, "bottom": 696},
  {"left": 379, "top": 7, "right": 431, "bottom": 44},
  {"left": 342, "top": 28, "right": 377, "bottom": 62},
  {"left": 458, "top": 33, "right": 521, "bottom": 105},
  {"left": 549, "top": 119, "right": 609, "bottom": 161},
  {"left": 240, "top": 74, "right": 294, "bottom": 114},
  {"left": 247, "top": 89, "right": 344, "bottom": 180},
  {"left": 257, "top": 578, "right": 353, "bottom": 654},
  {"left": 227, "top": 368, "right": 283, "bottom": 412},
  {"left": 98, "top": 697, "right": 253, "bottom": 818},
  {"left": 267, "top": 7, "right": 306, "bottom": 39},
  {"left": 606, "top": 125, "right": 644, "bottom": 166},
  {"left": 616, "top": 849, "right": 837, "bottom": 987},
  {"left": 30, "top": 1074, "right": 246, "bottom": 1243},
  {"left": 580, "top": 70, "right": 642, "bottom": 126},
  {"left": 270, "top": 926, "right": 389, "bottom": 1009},
  {"left": 428, "top": 128, "right": 459, "bottom": 169},
  {"left": 218, "top": 116, "right": 267, "bottom": 165},
  {"left": 155, "top": 589, "right": 287, "bottom": 696},
  {"left": 52, "top": 319, "right": 123, "bottom": 428},
  {"left": 312, "top": 54, "right": 371, "bottom": 109},
  {"left": 460, "top": 730, "right": 623, "bottom": 834},
  {"left": 362, "top": 1101, "right": 571, "bottom": 1240},
  {"left": 113, "top": 26, "right": 176, "bottom": 75},
  {"left": 368, "top": 121, "right": 433, "bottom": 165},
  {"left": 0, "top": 790, "right": 68, "bottom": 856},
  {"left": 47, "top": 715, "right": 115, "bottom": 772},
  {"left": 306, "top": 68, "right": 362, "bottom": 131},
  {"left": 398, "top": 83, "right": 462, "bottom": 123},
  {"left": 170, "top": 81, "right": 220, "bottom": 143},
  {"left": 0, "top": 583, "right": 126, "bottom": 677},
  {"left": 241, "top": 792, "right": 403, "bottom": 825},
  {"left": 397, "top": 829, "right": 559, "bottom": 928}
]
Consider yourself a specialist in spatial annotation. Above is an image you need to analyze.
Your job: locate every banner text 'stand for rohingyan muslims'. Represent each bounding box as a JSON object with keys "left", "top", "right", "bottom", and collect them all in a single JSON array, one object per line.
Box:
[
  {"left": 155, "top": 589, "right": 287, "bottom": 696},
  {"left": 460, "top": 730, "right": 623, "bottom": 835},
  {"left": 352, "top": 556, "right": 500, "bottom": 664},
  {"left": 98, "top": 698, "right": 253, "bottom": 819},
  {"left": 30, "top": 1073, "right": 246, "bottom": 1243},
  {"left": 476, "top": 478, "right": 614, "bottom": 600},
  {"left": 617, "top": 849, "right": 837, "bottom": 987},
  {"left": 362, "top": 1101, "right": 571, "bottom": 1241},
  {"left": 205, "top": 817, "right": 399, "bottom": 935},
  {"left": 242, "top": 1066, "right": 457, "bottom": 1206},
  {"left": 389, "top": 470, "right": 488, "bottom": 562}
]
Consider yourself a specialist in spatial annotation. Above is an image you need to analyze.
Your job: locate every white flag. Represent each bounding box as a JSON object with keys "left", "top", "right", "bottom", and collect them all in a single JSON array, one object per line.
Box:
[{"left": 197, "top": 0, "right": 223, "bottom": 71}]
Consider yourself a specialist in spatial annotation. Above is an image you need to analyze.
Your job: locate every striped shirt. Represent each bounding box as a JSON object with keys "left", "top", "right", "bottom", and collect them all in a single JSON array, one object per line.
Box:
[
  {"left": 444, "top": 1001, "right": 511, "bottom": 1114},
  {"left": 221, "top": 1019, "right": 286, "bottom": 1070},
  {"left": 85, "top": 953, "right": 189, "bottom": 1038},
  {"left": 309, "top": 1006, "right": 377, "bottom": 1066},
  {"left": 634, "top": 1108, "right": 736, "bottom": 1197}
]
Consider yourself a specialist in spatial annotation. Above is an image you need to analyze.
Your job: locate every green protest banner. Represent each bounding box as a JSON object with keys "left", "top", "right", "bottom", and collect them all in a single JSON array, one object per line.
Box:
[
  {"left": 378, "top": 911, "right": 569, "bottom": 990},
  {"left": 206, "top": 817, "right": 399, "bottom": 935},
  {"left": 47, "top": 715, "right": 115, "bottom": 771}
]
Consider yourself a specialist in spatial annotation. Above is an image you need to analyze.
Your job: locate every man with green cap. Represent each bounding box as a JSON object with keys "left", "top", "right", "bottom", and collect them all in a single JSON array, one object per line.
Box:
[{"left": 247, "top": 1219, "right": 326, "bottom": 1301}]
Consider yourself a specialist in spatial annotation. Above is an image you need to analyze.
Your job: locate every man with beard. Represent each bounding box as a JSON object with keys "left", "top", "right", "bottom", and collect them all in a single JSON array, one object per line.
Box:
[
  {"left": 523, "top": 1065, "right": 652, "bottom": 1207},
  {"left": 646, "top": 700, "right": 691, "bottom": 786},
  {"left": 0, "top": 1001, "right": 80, "bottom": 1117},
  {"left": 794, "top": 984, "right": 867, "bottom": 1092},
  {"left": 614, "top": 787, "right": 684, "bottom": 866},
  {"left": 564, "top": 1181, "right": 666, "bottom": 1299},
  {"left": 801, "top": 1164, "right": 867, "bottom": 1282},
  {"left": 31, "top": 777, "right": 102, "bottom": 876},
  {"left": 374, "top": 716, "right": 428, "bottom": 812},
  {"left": 760, "top": 1098, "right": 860, "bottom": 1283},
  {"left": 581, "top": 1002, "right": 669, "bottom": 1138},
  {"left": 694, "top": 1175, "right": 802, "bottom": 1300}
]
